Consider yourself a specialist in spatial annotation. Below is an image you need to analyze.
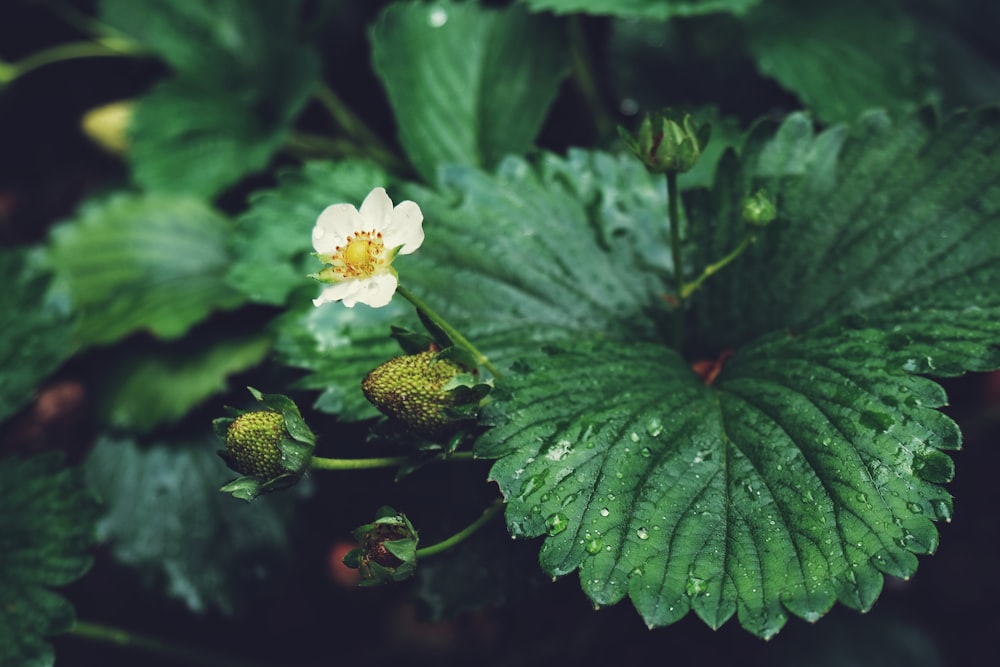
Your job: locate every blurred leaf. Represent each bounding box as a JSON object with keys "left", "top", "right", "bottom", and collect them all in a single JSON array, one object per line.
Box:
[
  {"left": 46, "top": 194, "right": 243, "bottom": 348},
  {"left": 101, "top": 0, "right": 320, "bottom": 197},
  {"left": 0, "top": 454, "right": 99, "bottom": 667},
  {"left": 0, "top": 249, "right": 74, "bottom": 423},
  {"left": 95, "top": 331, "right": 271, "bottom": 433},
  {"left": 227, "top": 160, "right": 388, "bottom": 305},
  {"left": 371, "top": 1, "right": 571, "bottom": 181},
  {"left": 518, "top": 0, "right": 761, "bottom": 19},
  {"left": 84, "top": 434, "right": 298, "bottom": 614},
  {"left": 745, "top": 0, "right": 936, "bottom": 123}
]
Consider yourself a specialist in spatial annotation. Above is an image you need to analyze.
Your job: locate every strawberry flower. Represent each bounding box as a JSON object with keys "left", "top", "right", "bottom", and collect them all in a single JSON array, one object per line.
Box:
[{"left": 310, "top": 187, "right": 424, "bottom": 308}]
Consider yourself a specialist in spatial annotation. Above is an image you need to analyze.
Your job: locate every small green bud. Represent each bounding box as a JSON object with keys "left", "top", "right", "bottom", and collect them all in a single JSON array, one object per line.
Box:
[
  {"left": 361, "top": 350, "right": 473, "bottom": 436},
  {"left": 223, "top": 411, "right": 288, "bottom": 479},
  {"left": 344, "top": 507, "right": 419, "bottom": 586},
  {"left": 619, "top": 109, "right": 710, "bottom": 174},
  {"left": 742, "top": 189, "right": 777, "bottom": 227}
]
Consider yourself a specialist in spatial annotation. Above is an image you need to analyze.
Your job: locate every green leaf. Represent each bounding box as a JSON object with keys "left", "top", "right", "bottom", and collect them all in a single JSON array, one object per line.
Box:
[
  {"left": 688, "top": 107, "right": 1000, "bottom": 360},
  {"left": 518, "top": 0, "right": 761, "bottom": 19},
  {"left": 101, "top": 0, "right": 320, "bottom": 197},
  {"left": 84, "top": 434, "right": 298, "bottom": 614},
  {"left": 227, "top": 160, "right": 388, "bottom": 305},
  {"left": 745, "top": 0, "right": 936, "bottom": 123},
  {"left": 0, "top": 454, "right": 99, "bottom": 667},
  {"left": 0, "top": 249, "right": 74, "bottom": 423},
  {"left": 94, "top": 331, "right": 271, "bottom": 433},
  {"left": 474, "top": 108, "right": 1000, "bottom": 635},
  {"left": 371, "top": 1, "right": 571, "bottom": 181},
  {"left": 46, "top": 194, "right": 243, "bottom": 348}
]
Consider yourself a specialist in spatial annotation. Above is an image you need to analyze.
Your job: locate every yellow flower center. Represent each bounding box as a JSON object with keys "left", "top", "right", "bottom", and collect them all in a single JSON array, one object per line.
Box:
[{"left": 331, "top": 230, "right": 385, "bottom": 278}]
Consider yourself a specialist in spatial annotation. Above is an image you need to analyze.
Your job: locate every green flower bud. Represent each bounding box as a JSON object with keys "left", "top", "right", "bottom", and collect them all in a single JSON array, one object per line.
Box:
[
  {"left": 619, "top": 109, "right": 710, "bottom": 174},
  {"left": 344, "top": 508, "right": 419, "bottom": 586},
  {"left": 361, "top": 350, "right": 473, "bottom": 436},
  {"left": 742, "top": 189, "right": 778, "bottom": 227},
  {"left": 223, "top": 411, "right": 288, "bottom": 479}
]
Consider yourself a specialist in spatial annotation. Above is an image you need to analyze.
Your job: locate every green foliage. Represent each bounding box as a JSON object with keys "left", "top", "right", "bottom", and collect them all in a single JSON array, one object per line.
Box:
[
  {"left": 84, "top": 435, "right": 298, "bottom": 613},
  {"left": 745, "top": 1, "right": 934, "bottom": 123},
  {"left": 472, "top": 108, "right": 1000, "bottom": 633},
  {"left": 371, "top": 1, "right": 571, "bottom": 181},
  {"left": 0, "top": 249, "right": 74, "bottom": 423},
  {"left": 101, "top": 0, "right": 320, "bottom": 197},
  {"left": 46, "top": 194, "right": 243, "bottom": 348},
  {"left": 95, "top": 331, "right": 271, "bottom": 433},
  {"left": 227, "top": 160, "right": 388, "bottom": 305},
  {"left": 518, "top": 0, "right": 762, "bottom": 19},
  {"left": 0, "top": 455, "right": 99, "bottom": 667}
]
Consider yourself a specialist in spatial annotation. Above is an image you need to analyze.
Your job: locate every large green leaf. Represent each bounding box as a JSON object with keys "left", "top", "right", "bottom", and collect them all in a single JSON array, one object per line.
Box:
[
  {"left": 101, "top": 0, "right": 320, "bottom": 197},
  {"left": 227, "top": 160, "right": 388, "bottom": 306},
  {"left": 745, "top": 0, "right": 935, "bottom": 124},
  {"left": 518, "top": 0, "right": 761, "bottom": 19},
  {"left": 0, "top": 249, "right": 74, "bottom": 423},
  {"left": 0, "top": 454, "right": 99, "bottom": 667},
  {"left": 84, "top": 435, "right": 298, "bottom": 614},
  {"left": 475, "top": 107, "right": 1000, "bottom": 634},
  {"left": 46, "top": 194, "right": 243, "bottom": 348},
  {"left": 371, "top": 1, "right": 571, "bottom": 181}
]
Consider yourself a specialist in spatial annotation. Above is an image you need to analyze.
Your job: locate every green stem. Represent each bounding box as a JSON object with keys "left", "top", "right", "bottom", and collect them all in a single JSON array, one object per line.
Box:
[
  {"left": 0, "top": 38, "right": 142, "bottom": 84},
  {"left": 396, "top": 284, "right": 502, "bottom": 378},
  {"left": 681, "top": 234, "right": 755, "bottom": 300},
  {"left": 70, "top": 620, "right": 268, "bottom": 667},
  {"left": 667, "top": 172, "right": 685, "bottom": 350},
  {"left": 415, "top": 499, "right": 504, "bottom": 558},
  {"left": 310, "top": 451, "right": 475, "bottom": 471},
  {"left": 314, "top": 83, "right": 408, "bottom": 174},
  {"left": 568, "top": 15, "right": 613, "bottom": 139}
]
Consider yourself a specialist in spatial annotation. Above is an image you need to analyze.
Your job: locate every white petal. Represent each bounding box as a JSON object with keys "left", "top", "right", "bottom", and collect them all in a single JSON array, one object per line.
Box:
[
  {"left": 344, "top": 273, "right": 398, "bottom": 308},
  {"left": 359, "top": 187, "right": 393, "bottom": 229},
  {"left": 313, "top": 203, "right": 362, "bottom": 254},
  {"left": 312, "top": 282, "right": 356, "bottom": 307},
  {"left": 382, "top": 200, "right": 425, "bottom": 255}
]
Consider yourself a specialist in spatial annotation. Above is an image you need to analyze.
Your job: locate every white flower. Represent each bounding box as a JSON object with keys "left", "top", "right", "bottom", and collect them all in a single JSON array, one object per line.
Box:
[{"left": 310, "top": 187, "right": 424, "bottom": 308}]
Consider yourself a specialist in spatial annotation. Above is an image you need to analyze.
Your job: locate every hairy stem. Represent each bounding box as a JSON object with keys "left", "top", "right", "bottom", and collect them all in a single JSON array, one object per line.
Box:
[
  {"left": 310, "top": 451, "right": 475, "bottom": 471},
  {"left": 681, "top": 234, "right": 755, "bottom": 300},
  {"left": 70, "top": 620, "right": 268, "bottom": 667},
  {"left": 397, "top": 284, "right": 502, "bottom": 378},
  {"left": 568, "top": 15, "right": 613, "bottom": 139},
  {"left": 667, "top": 172, "right": 685, "bottom": 350},
  {"left": 0, "top": 38, "right": 142, "bottom": 84},
  {"left": 314, "top": 83, "right": 409, "bottom": 175},
  {"left": 415, "top": 499, "right": 505, "bottom": 558}
]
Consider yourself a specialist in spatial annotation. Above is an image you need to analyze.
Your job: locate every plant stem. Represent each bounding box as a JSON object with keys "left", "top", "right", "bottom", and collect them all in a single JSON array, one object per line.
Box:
[
  {"left": 310, "top": 451, "right": 475, "bottom": 470},
  {"left": 415, "top": 499, "right": 505, "bottom": 558},
  {"left": 70, "top": 620, "right": 269, "bottom": 667},
  {"left": 396, "top": 284, "right": 502, "bottom": 378},
  {"left": 568, "top": 15, "right": 613, "bottom": 139},
  {"left": 314, "top": 83, "right": 408, "bottom": 175},
  {"left": 667, "top": 172, "right": 685, "bottom": 350},
  {"left": 0, "top": 38, "right": 142, "bottom": 84},
  {"left": 681, "top": 234, "right": 755, "bottom": 300}
]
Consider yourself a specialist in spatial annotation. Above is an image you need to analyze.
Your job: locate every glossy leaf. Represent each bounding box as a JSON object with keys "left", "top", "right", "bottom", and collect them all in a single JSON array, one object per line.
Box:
[
  {"left": 46, "top": 194, "right": 243, "bottom": 348},
  {"left": 371, "top": 1, "right": 570, "bottom": 181},
  {"left": 0, "top": 454, "right": 99, "bottom": 667}
]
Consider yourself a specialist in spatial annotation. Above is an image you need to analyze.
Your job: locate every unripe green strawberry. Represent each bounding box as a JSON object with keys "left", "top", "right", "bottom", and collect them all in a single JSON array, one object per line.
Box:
[
  {"left": 225, "top": 411, "right": 287, "bottom": 478},
  {"left": 361, "top": 351, "right": 469, "bottom": 436}
]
